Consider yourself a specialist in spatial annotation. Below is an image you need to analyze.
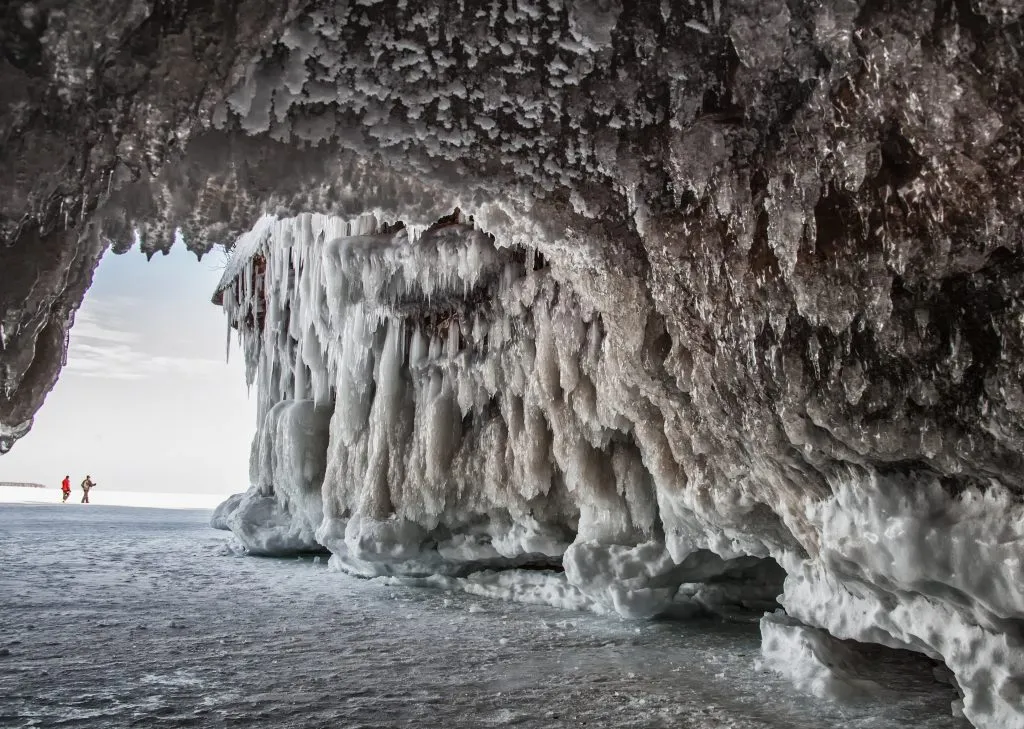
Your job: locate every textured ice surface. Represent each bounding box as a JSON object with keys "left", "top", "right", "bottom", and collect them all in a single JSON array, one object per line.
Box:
[
  {"left": 777, "top": 471, "right": 1024, "bottom": 728},
  {"left": 0, "top": 505, "right": 968, "bottom": 729},
  {"left": 759, "top": 611, "right": 889, "bottom": 703},
  {"left": 209, "top": 492, "right": 243, "bottom": 530}
]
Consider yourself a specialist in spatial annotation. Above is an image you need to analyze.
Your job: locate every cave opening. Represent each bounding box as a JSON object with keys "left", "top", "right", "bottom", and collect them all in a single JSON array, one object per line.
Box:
[{"left": 0, "top": 242, "right": 255, "bottom": 509}]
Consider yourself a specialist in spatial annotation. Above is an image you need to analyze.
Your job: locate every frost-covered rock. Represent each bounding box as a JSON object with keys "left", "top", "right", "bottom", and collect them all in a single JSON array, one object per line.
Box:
[
  {"left": 210, "top": 493, "right": 244, "bottom": 531},
  {"left": 226, "top": 489, "right": 323, "bottom": 556},
  {"left": 777, "top": 470, "right": 1024, "bottom": 729}
]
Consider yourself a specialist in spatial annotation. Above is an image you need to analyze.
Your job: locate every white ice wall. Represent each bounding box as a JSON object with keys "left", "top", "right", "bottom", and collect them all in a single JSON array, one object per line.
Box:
[{"left": 215, "top": 212, "right": 1024, "bottom": 729}]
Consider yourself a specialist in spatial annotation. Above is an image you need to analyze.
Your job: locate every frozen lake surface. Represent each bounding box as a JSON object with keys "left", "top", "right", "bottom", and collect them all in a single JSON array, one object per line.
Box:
[
  {"left": 0, "top": 485, "right": 230, "bottom": 510},
  {"left": 0, "top": 505, "right": 966, "bottom": 728}
]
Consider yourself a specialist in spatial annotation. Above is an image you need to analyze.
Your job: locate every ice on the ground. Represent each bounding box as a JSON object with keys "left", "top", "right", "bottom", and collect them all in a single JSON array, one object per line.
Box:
[
  {"left": 0, "top": 486, "right": 227, "bottom": 510},
  {"left": 758, "top": 611, "right": 888, "bottom": 703},
  {"left": 0, "top": 504, "right": 970, "bottom": 729},
  {"left": 374, "top": 568, "right": 602, "bottom": 615}
]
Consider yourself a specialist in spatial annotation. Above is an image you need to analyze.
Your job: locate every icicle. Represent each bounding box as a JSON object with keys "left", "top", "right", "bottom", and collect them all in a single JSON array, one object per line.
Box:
[
  {"left": 223, "top": 286, "right": 234, "bottom": 364},
  {"left": 472, "top": 313, "right": 487, "bottom": 344},
  {"left": 409, "top": 327, "right": 427, "bottom": 367},
  {"left": 446, "top": 318, "right": 460, "bottom": 359},
  {"left": 378, "top": 318, "right": 404, "bottom": 402}
]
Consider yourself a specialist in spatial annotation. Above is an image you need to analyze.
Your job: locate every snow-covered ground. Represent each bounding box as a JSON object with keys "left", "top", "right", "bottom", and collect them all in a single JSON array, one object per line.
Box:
[
  {"left": 0, "top": 505, "right": 966, "bottom": 728},
  {"left": 0, "top": 485, "right": 230, "bottom": 509}
]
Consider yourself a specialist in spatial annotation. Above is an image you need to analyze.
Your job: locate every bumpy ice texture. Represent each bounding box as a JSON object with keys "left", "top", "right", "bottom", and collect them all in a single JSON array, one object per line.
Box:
[
  {"left": 216, "top": 209, "right": 1022, "bottom": 728},
  {"left": 2, "top": 3, "right": 1024, "bottom": 728}
]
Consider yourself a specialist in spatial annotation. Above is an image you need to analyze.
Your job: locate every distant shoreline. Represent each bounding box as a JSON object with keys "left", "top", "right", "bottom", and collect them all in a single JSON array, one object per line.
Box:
[{"left": 0, "top": 482, "right": 47, "bottom": 489}]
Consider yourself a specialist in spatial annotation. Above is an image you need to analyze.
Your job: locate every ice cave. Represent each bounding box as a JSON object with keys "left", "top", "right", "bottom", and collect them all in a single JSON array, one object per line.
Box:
[{"left": 1, "top": 2, "right": 1023, "bottom": 727}]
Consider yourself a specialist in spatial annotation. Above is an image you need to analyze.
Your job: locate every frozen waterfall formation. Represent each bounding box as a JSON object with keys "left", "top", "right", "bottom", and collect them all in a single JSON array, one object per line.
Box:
[{"left": 3, "top": 1, "right": 1024, "bottom": 727}]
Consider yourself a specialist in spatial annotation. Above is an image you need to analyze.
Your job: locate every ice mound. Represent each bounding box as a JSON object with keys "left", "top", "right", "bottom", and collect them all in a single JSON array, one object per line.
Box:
[
  {"left": 759, "top": 611, "right": 888, "bottom": 703},
  {"left": 210, "top": 493, "right": 243, "bottom": 531},
  {"left": 226, "top": 490, "right": 322, "bottom": 555}
]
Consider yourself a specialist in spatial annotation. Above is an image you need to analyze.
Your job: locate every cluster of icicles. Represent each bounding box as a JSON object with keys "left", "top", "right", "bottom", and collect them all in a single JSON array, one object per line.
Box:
[{"left": 213, "top": 212, "right": 1024, "bottom": 729}]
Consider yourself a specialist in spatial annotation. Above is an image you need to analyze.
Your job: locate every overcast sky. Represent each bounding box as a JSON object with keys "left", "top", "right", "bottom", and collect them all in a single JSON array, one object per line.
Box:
[{"left": 0, "top": 244, "right": 256, "bottom": 496}]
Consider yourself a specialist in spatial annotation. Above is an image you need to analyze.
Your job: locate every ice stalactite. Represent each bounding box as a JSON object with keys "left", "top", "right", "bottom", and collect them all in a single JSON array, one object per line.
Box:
[{"left": 215, "top": 210, "right": 1024, "bottom": 729}]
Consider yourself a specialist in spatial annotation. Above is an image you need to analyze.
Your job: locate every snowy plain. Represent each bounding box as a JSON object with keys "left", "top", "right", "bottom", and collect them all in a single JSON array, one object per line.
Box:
[
  {"left": 0, "top": 505, "right": 967, "bottom": 729},
  {"left": 0, "top": 485, "right": 230, "bottom": 510}
]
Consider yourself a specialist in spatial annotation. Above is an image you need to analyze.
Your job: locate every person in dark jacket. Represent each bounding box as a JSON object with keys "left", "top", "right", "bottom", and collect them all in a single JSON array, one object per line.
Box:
[{"left": 81, "top": 475, "right": 95, "bottom": 504}]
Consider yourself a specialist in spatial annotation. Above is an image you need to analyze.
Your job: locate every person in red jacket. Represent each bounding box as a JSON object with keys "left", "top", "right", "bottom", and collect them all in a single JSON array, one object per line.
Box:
[{"left": 61, "top": 475, "right": 71, "bottom": 503}]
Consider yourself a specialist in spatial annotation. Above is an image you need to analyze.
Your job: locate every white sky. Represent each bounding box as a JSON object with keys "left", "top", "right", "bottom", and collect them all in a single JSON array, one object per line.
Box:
[{"left": 0, "top": 244, "right": 256, "bottom": 496}]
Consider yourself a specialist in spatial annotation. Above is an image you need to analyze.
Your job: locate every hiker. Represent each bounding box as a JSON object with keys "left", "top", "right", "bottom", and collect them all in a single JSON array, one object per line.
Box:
[
  {"left": 61, "top": 475, "right": 71, "bottom": 503},
  {"left": 81, "top": 475, "right": 95, "bottom": 504}
]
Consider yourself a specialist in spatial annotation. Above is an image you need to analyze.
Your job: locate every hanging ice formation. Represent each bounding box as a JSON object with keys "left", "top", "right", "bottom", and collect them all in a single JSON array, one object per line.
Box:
[{"left": 212, "top": 209, "right": 1024, "bottom": 729}]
